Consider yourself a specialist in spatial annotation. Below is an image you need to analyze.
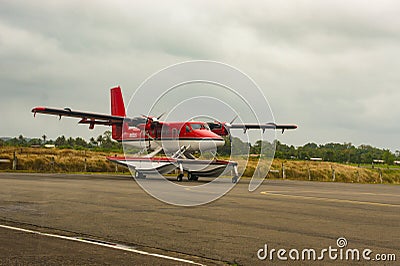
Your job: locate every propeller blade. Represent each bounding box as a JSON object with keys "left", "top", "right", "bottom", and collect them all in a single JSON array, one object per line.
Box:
[
  {"left": 157, "top": 112, "right": 165, "bottom": 120},
  {"left": 230, "top": 115, "right": 238, "bottom": 124},
  {"left": 141, "top": 114, "right": 150, "bottom": 120},
  {"left": 141, "top": 114, "right": 157, "bottom": 124}
]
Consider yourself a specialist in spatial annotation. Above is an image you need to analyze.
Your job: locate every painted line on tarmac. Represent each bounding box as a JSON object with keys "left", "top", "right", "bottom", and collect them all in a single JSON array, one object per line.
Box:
[
  {"left": 269, "top": 190, "right": 400, "bottom": 197},
  {"left": 260, "top": 191, "right": 400, "bottom": 208},
  {"left": 0, "top": 224, "right": 205, "bottom": 266}
]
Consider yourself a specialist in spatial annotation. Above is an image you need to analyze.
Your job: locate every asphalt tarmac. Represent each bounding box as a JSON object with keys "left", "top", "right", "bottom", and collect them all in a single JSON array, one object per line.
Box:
[{"left": 0, "top": 173, "right": 398, "bottom": 265}]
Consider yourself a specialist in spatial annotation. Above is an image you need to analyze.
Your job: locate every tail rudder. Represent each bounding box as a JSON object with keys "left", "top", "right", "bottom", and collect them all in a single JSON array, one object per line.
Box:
[
  {"left": 110, "top": 86, "right": 127, "bottom": 140},
  {"left": 111, "top": 86, "right": 126, "bottom": 117}
]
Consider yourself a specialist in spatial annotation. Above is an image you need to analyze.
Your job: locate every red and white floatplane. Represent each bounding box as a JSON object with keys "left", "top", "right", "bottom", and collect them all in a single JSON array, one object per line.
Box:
[{"left": 32, "top": 87, "right": 297, "bottom": 183}]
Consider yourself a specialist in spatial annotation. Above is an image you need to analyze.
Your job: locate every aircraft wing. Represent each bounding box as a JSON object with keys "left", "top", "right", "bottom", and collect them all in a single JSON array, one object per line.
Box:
[
  {"left": 230, "top": 123, "right": 297, "bottom": 133},
  {"left": 31, "top": 107, "right": 145, "bottom": 129},
  {"left": 208, "top": 121, "right": 297, "bottom": 135}
]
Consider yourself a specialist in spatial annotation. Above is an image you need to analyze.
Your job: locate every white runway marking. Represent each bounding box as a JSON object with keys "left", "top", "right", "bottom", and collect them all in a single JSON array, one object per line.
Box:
[
  {"left": 0, "top": 224, "right": 205, "bottom": 265},
  {"left": 260, "top": 191, "right": 400, "bottom": 208}
]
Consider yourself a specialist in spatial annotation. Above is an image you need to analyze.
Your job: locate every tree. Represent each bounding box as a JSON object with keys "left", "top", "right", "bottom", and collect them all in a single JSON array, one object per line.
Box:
[
  {"left": 101, "top": 130, "right": 114, "bottom": 149},
  {"left": 103, "top": 130, "right": 112, "bottom": 140},
  {"left": 96, "top": 135, "right": 103, "bottom": 147},
  {"left": 67, "top": 137, "right": 75, "bottom": 147},
  {"left": 55, "top": 135, "right": 67, "bottom": 147},
  {"left": 383, "top": 150, "right": 395, "bottom": 165},
  {"left": 42, "top": 134, "right": 47, "bottom": 145},
  {"left": 89, "top": 137, "right": 97, "bottom": 147},
  {"left": 28, "top": 138, "right": 42, "bottom": 146},
  {"left": 74, "top": 137, "right": 88, "bottom": 148},
  {"left": 18, "top": 135, "right": 27, "bottom": 146},
  {"left": 231, "top": 137, "right": 250, "bottom": 155}
]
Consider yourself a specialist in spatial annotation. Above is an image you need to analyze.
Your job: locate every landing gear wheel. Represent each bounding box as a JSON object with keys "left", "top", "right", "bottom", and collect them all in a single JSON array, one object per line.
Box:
[
  {"left": 232, "top": 176, "right": 238, "bottom": 183},
  {"left": 136, "top": 172, "right": 146, "bottom": 179},
  {"left": 187, "top": 173, "right": 198, "bottom": 181},
  {"left": 177, "top": 174, "right": 184, "bottom": 182}
]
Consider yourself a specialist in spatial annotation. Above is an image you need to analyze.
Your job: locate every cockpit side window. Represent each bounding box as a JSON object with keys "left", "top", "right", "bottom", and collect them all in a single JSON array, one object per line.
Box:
[
  {"left": 188, "top": 123, "right": 211, "bottom": 130},
  {"left": 191, "top": 124, "right": 202, "bottom": 130},
  {"left": 214, "top": 124, "right": 222, "bottom": 129}
]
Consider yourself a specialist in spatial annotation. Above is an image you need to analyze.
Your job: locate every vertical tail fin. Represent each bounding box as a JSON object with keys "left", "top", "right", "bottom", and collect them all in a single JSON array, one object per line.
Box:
[
  {"left": 111, "top": 86, "right": 126, "bottom": 117},
  {"left": 110, "top": 86, "right": 126, "bottom": 140}
]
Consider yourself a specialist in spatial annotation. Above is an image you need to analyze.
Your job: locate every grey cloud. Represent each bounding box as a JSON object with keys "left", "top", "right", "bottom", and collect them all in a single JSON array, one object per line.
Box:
[{"left": 0, "top": 0, "right": 399, "bottom": 150}]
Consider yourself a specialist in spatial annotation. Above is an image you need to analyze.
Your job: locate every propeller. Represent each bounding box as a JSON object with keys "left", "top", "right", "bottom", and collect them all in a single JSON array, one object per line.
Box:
[
  {"left": 208, "top": 115, "right": 239, "bottom": 143},
  {"left": 141, "top": 112, "right": 165, "bottom": 123}
]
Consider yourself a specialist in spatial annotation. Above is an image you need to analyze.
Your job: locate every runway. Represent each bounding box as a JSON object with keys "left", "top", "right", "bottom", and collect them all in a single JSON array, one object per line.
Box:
[{"left": 0, "top": 173, "right": 398, "bottom": 265}]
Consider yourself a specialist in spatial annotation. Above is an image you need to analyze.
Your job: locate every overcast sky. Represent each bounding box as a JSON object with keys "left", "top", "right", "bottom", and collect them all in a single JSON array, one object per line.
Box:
[{"left": 1, "top": 0, "right": 399, "bottom": 151}]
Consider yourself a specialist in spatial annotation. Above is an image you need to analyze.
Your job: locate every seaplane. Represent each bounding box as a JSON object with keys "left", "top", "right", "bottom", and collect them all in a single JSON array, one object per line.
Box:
[{"left": 32, "top": 87, "right": 297, "bottom": 183}]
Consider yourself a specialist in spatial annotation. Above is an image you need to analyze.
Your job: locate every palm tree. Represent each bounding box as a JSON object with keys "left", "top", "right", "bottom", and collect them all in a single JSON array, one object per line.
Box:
[
  {"left": 18, "top": 135, "right": 27, "bottom": 146},
  {"left": 42, "top": 134, "right": 47, "bottom": 145},
  {"left": 103, "top": 130, "right": 112, "bottom": 141},
  {"left": 89, "top": 137, "right": 97, "bottom": 147},
  {"left": 96, "top": 135, "right": 103, "bottom": 147}
]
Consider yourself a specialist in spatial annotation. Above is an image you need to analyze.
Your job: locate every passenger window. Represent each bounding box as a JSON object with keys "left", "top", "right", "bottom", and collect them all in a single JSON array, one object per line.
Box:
[
  {"left": 172, "top": 128, "right": 178, "bottom": 138},
  {"left": 162, "top": 126, "right": 169, "bottom": 136}
]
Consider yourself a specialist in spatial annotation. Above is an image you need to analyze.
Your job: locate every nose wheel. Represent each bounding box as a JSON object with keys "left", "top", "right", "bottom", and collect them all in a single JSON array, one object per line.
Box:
[
  {"left": 177, "top": 173, "right": 184, "bottom": 182},
  {"left": 232, "top": 176, "right": 238, "bottom": 183},
  {"left": 187, "top": 172, "right": 198, "bottom": 181},
  {"left": 134, "top": 171, "right": 146, "bottom": 179}
]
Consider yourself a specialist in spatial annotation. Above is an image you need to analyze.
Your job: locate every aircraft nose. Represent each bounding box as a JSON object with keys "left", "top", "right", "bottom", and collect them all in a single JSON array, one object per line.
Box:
[
  {"left": 196, "top": 130, "right": 225, "bottom": 147},
  {"left": 197, "top": 131, "right": 225, "bottom": 154},
  {"left": 215, "top": 138, "right": 225, "bottom": 147}
]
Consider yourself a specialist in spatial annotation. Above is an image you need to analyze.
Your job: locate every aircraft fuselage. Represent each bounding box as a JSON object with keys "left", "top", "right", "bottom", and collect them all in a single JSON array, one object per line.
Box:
[{"left": 120, "top": 121, "right": 225, "bottom": 153}]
